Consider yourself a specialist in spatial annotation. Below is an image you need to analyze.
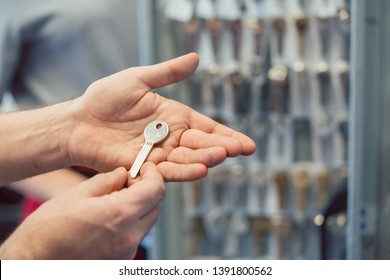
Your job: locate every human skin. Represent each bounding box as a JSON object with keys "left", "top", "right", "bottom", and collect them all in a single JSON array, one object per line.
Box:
[
  {"left": 0, "top": 163, "right": 165, "bottom": 259},
  {"left": 0, "top": 53, "right": 256, "bottom": 259},
  {"left": 0, "top": 53, "right": 256, "bottom": 184}
]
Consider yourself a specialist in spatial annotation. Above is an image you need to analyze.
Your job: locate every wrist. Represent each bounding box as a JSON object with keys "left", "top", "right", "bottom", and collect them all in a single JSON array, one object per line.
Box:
[
  {"left": 31, "top": 101, "right": 77, "bottom": 172},
  {"left": 0, "top": 100, "right": 77, "bottom": 184}
]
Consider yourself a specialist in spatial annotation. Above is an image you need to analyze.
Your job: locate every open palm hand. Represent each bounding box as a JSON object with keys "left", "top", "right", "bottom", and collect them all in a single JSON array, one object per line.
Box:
[{"left": 68, "top": 53, "right": 256, "bottom": 181}]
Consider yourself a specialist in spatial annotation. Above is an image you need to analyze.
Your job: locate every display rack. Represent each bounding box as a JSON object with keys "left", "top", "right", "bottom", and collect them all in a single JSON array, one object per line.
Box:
[{"left": 137, "top": 0, "right": 390, "bottom": 260}]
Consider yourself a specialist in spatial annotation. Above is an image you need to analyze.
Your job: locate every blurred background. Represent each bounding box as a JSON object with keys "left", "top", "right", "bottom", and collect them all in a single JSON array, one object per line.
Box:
[{"left": 1, "top": 0, "right": 390, "bottom": 260}]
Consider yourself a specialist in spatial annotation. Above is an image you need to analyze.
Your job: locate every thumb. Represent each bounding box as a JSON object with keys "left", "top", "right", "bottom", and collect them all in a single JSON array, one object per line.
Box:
[
  {"left": 78, "top": 167, "right": 128, "bottom": 197},
  {"left": 135, "top": 52, "right": 199, "bottom": 90}
]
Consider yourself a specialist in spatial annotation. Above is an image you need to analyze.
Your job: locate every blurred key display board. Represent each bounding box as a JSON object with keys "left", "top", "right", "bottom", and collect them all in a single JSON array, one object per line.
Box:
[{"left": 156, "top": 0, "right": 350, "bottom": 259}]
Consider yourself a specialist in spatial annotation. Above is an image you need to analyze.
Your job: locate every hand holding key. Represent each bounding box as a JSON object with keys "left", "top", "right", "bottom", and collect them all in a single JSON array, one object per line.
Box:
[
  {"left": 67, "top": 53, "right": 256, "bottom": 182},
  {"left": 0, "top": 53, "right": 256, "bottom": 260}
]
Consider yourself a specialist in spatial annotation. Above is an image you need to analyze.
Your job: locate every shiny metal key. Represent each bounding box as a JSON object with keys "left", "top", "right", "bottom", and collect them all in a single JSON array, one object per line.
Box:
[{"left": 129, "top": 120, "right": 169, "bottom": 178}]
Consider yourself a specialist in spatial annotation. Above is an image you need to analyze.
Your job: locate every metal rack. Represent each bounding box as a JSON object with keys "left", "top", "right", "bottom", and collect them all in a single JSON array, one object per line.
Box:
[{"left": 138, "top": 0, "right": 390, "bottom": 260}]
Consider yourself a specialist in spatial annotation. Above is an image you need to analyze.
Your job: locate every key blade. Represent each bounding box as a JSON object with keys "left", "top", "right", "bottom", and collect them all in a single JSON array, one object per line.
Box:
[{"left": 129, "top": 141, "right": 154, "bottom": 179}]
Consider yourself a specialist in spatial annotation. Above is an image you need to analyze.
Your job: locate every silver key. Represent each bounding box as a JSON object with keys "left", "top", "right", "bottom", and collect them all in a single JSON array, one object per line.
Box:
[{"left": 129, "top": 120, "right": 169, "bottom": 178}]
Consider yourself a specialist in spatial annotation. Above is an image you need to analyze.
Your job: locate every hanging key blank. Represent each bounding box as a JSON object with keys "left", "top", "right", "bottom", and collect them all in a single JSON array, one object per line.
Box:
[{"left": 129, "top": 120, "right": 169, "bottom": 178}]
